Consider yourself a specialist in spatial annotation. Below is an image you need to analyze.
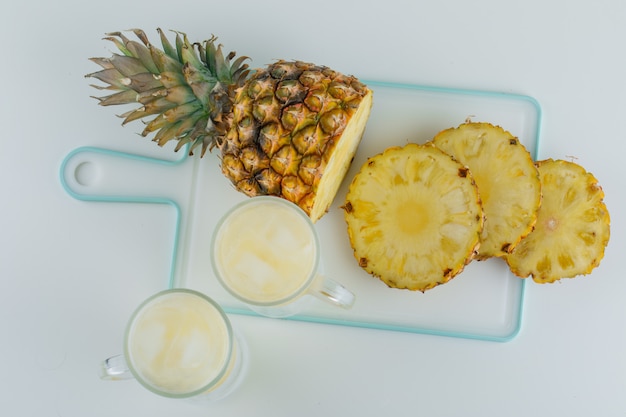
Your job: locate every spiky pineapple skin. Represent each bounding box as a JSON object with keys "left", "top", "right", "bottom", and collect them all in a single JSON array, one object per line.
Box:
[
  {"left": 220, "top": 60, "right": 372, "bottom": 221},
  {"left": 86, "top": 30, "right": 372, "bottom": 222},
  {"left": 505, "top": 159, "right": 610, "bottom": 283},
  {"left": 344, "top": 143, "right": 484, "bottom": 292}
]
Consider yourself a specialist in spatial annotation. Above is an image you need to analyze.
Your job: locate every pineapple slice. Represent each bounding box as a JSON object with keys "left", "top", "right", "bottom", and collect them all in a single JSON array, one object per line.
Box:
[
  {"left": 343, "top": 143, "right": 484, "bottom": 292},
  {"left": 432, "top": 122, "right": 541, "bottom": 259},
  {"left": 505, "top": 159, "right": 610, "bottom": 283}
]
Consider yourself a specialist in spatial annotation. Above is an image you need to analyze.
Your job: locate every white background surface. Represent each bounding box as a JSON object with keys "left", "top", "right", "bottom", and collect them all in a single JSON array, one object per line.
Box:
[{"left": 2, "top": 0, "right": 625, "bottom": 416}]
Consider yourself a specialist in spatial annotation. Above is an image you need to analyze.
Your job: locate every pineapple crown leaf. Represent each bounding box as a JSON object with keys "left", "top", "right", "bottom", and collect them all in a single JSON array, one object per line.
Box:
[
  {"left": 156, "top": 28, "right": 178, "bottom": 60},
  {"left": 86, "top": 28, "right": 252, "bottom": 156}
]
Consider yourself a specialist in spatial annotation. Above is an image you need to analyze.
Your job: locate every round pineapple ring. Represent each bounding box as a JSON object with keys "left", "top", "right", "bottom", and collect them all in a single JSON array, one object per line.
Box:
[
  {"left": 343, "top": 143, "right": 484, "bottom": 292},
  {"left": 432, "top": 122, "right": 541, "bottom": 259},
  {"left": 505, "top": 159, "right": 610, "bottom": 283}
]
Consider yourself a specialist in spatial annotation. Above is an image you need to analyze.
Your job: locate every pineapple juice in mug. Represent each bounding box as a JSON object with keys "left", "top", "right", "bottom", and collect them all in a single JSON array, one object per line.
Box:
[
  {"left": 100, "top": 289, "right": 247, "bottom": 402},
  {"left": 211, "top": 196, "right": 355, "bottom": 318}
]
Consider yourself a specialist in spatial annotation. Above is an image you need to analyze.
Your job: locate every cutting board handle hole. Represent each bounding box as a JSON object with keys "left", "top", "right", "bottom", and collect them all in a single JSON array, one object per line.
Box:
[{"left": 74, "top": 161, "right": 99, "bottom": 186}]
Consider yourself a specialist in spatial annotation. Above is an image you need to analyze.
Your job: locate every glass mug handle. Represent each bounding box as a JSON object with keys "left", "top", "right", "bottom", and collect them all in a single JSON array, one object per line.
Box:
[
  {"left": 99, "top": 354, "right": 133, "bottom": 380},
  {"left": 311, "top": 275, "right": 355, "bottom": 309}
]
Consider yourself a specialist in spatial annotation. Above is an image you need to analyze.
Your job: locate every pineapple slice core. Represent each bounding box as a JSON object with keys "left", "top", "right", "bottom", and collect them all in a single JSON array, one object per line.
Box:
[
  {"left": 310, "top": 90, "right": 373, "bottom": 222},
  {"left": 398, "top": 201, "right": 428, "bottom": 234}
]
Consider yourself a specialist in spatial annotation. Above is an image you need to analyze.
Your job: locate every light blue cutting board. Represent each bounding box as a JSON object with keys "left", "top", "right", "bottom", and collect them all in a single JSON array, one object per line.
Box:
[{"left": 61, "top": 80, "right": 542, "bottom": 342}]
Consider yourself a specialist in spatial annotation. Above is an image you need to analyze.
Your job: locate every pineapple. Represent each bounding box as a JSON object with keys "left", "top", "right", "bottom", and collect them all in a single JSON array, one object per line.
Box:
[
  {"left": 343, "top": 143, "right": 484, "bottom": 292},
  {"left": 505, "top": 159, "right": 610, "bottom": 283},
  {"left": 432, "top": 122, "right": 541, "bottom": 259},
  {"left": 86, "top": 29, "right": 373, "bottom": 222}
]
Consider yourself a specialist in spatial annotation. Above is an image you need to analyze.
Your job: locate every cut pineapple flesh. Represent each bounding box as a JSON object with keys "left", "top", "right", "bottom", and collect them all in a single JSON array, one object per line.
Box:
[
  {"left": 432, "top": 122, "right": 541, "bottom": 259},
  {"left": 505, "top": 159, "right": 610, "bottom": 283},
  {"left": 343, "top": 143, "right": 484, "bottom": 292},
  {"left": 308, "top": 90, "right": 373, "bottom": 222}
]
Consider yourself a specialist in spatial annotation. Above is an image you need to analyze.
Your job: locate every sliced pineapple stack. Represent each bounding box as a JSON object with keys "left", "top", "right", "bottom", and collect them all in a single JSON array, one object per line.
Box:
[
  {"left": 343, "top": 143, "right": 484, "bottom": 292},
  {"left": 505, "top": 159, "right": 610, "bottom": 283},
  {"left": 432, "top": 122, "right": 541, "bottom": 259},
  {"left": 344, "top": 121, "right": 610, "bottom": 291}
]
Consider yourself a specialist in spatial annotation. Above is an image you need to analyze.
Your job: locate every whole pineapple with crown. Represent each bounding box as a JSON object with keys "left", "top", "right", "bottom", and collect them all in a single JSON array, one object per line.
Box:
[{"left": 86, "top": 29, "right": 373, "bottom": 222}]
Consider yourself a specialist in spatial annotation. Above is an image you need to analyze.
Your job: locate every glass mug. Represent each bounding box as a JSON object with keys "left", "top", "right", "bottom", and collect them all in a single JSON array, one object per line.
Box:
[
  {"left": 211, "top": 196, "right": 355, "bottom": 318},
  {"left": 100, "top": 289, "right": 247, "bottom": 402}
]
